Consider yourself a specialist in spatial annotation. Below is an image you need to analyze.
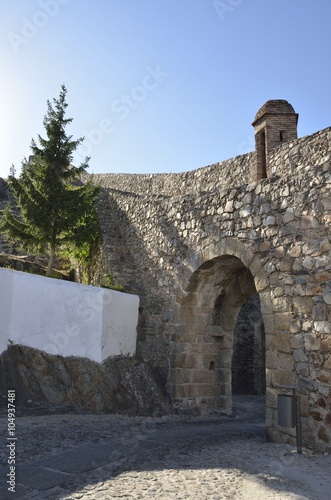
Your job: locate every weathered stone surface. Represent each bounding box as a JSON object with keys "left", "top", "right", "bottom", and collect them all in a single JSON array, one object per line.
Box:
[
  {"left": 304, "top": 332, "right": 321, "bottom": 351},
  {"left": 0, "top": 345, "right": 170, "bottom": 415}
]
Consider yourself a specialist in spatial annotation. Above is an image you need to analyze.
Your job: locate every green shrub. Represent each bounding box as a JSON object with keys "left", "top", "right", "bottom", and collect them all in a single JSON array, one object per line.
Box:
[{"left": 100, "top": 273, "right": 125, "bottom": 292}]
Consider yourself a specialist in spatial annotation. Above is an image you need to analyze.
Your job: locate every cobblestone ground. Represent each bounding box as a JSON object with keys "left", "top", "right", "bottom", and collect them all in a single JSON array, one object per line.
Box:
[{"left": 1, "top": 397, "right": 330, "bottom": 499}]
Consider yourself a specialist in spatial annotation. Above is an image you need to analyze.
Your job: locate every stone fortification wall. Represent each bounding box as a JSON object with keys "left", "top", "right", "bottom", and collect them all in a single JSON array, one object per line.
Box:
[
  {"left": 92, "top": 152, "right": 255, "bottom": 197},
  {"left": 268, "top": 127, "right": 331, "bottom": 176},
  {"left": 92, "top": 126, "right": 330, "bottom": 198},
  {"left": 93, "top": 126, "right": 331, "bottom": 452}
]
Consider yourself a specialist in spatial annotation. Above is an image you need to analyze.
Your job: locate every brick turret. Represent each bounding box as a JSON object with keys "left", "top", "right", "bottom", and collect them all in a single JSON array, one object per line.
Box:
[{"left": 252, "top": 100, "right": 298, "bottom": 180}]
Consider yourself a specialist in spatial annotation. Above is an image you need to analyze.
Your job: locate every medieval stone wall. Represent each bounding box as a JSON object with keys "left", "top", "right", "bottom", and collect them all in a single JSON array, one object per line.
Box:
[
  {"left": 92, "top": 151, "right": 255, "bottom": 197},
  {"left": 92, "top": 126, "right": 330, "bottom": 197},
  {"left": 92, "top": 126, "right": 331, "bottom": 452}
]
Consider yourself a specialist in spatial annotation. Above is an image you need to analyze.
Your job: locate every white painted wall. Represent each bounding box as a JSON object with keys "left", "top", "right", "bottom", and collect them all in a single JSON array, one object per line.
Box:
[{"left": 0, "top": 268, "right": 139, "bottom": 363}]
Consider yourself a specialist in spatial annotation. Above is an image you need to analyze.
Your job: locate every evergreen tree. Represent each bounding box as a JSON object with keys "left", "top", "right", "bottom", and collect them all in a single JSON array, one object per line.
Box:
[{"left": 0, "top": 85, "right": 99, "bottom": 276}]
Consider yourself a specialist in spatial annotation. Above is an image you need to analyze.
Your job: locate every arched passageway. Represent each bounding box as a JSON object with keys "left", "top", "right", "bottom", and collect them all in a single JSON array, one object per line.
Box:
[{"left": 170, "top": 254, "right": 266, "bottom": 414}]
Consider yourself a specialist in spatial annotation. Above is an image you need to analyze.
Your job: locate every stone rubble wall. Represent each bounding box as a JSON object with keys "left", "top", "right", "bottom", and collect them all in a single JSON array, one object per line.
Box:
[
  {"left": 0, "top": 345, "right": 170, "bottom": 415},
  {"left": 92, "top": 152, "right": 255, "bottom": 197},
  {"left": 268, "top": 127, "right": 331, "bottom": 176},
  {"left": 91, "top": 126, "right": 330, "bottom": 197}
]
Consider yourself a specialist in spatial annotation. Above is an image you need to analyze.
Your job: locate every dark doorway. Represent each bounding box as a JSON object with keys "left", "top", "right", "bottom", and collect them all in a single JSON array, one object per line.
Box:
[{"left": 231, "top": 293, "right": 266, "bottom": 395}]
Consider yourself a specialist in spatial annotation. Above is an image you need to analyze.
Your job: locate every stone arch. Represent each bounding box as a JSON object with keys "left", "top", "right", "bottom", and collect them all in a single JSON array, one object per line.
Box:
[{"left": 170, "top": 238, "right": 272, "bottom": 415}]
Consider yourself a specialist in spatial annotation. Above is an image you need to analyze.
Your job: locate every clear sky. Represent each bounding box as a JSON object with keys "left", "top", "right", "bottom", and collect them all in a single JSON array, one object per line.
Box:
[{"left": 1, "top": 0, "right": 330, "bottom": 178}]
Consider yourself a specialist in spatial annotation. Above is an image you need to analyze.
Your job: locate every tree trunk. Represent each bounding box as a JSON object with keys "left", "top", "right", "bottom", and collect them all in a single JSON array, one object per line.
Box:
[{"left": 46, "top": 245, "right": 56, "bottom": 276}]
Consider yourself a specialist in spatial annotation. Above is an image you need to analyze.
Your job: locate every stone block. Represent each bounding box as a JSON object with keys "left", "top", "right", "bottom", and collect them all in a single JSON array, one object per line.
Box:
[
  {"left": 290, "top": 320, "right": 302, "bottom": 334},
  {"left": 195, "top": 343, "right": 222, "bottom": 357},
  {"left": 265, "top": 368, "right": 273, "bottom": 387},
  {"left": 185, "top": 353, "right": 199, "bottom": 369},
  {"left": 171, "top": 341, "right": 190, "bottom": 354},
  {"left": 170, "top": 352, "right": 186, "bottom": 369},
  {"left": 288, "top": 245, "right": 302, "bottom": 258},
  {"left": 302, "top": 256, "right": 314, "bottom": 270},
  {"left": 262, "top": 314, "right": 275, "bottom": 334},
  {"left": 265, "top": 351, "right": 279, "bottom": 369},
  {"left": 322, "top": 197, "right": 331, "bottom": 211},
  {"left": 194, "top": 384, "right": 217, "bottom": 398},
  {"left": 296, "top": 362, "right": 309, "bottom": 377},
  {"left": 274, "top": 246, "right": 285, "bottom": 258},
  {"left": 299, "top": 394, "right": 310, "bottom": 418},
  {"left": 254, "top": 275, "right": 269, "bottom": 292},
  {"left": 173, "top": 368, "right": 192, "bottom": 385},
  {"left": 324, "top": 355, "right": 331, "bottom": 369},
  {"left": 318, "top": 383, "right": 330, "bottom": 397},
  {"left": 218, "top": 349, "right": 232, "bottom": 366},
  {"left": 278, "top": 352, "right": 294, "bottom": 370},
  {"left": 293, "top": 297, "right": 313, "bottom": 314},
  {"left": 259, "top": 241, "right": 271, "bottom": 252},
  {"left": 216, "top": 395, "right": 232, "bottom": 411},
  {"left": 272, "top": 369, "right": 296, "bottom": 387},
  {"left": 274, "top": 312, "right": 293, "bottom": 332},
  {"left": 304, "top": 332, "right": 321, "bottom": 351},
  {"left": 314, "top": 321, "right": 331, "bottom": 334},
  {"left": 305, "top": 283, "right": 323, "bottom": 297},
  {"left": 323, "top": 293, "right": 331, "bottom": 305},
  {"left": 302, "top": 320, "right": 313, "bottom": 331},
  {"left": 278, "top": 256, "right": 293, "bottom": 272},
  {"left": 219, "top": 367, "right": 231, "bottom": 384},
  {"left": 283, "top": 208, "right": 295, "bottom": 224},
  {"left": 290, "top": 334, "right": 303, "bottom": 349},
  {"left": 315, "top": 271, "right": 331, "bottom": 283},
  {"left": 249, "top": 253, "right": 265, "bottom": 276},
  {"left": 173, "top": 384, "right": 195, "bottom": 399},
  {"left": 272, "top": 287, "right": 284, "bottom": 297},
  {"left": 219, "top": 382, "right": 231, "bottom": 396},
  {"left": 174, "top": 306, "right": 194, "bottom": 324},
  {"left": 192, "top": 370, "right": 214, "bottom": 384},
  {"left": 174, "top": 330, "right": 195, "bottom": 343},
  {"left": 313, "top": 303, "right": 327, "bottom": 321},
  {"left": 267, "top": 389, "right": 278, "bottom": 409},
  {"left": 293, "top": 349, "right": 308, "bottom": 363},
  {"left": 259, "top": 292, "right": 273, "bottom": 315},
  {"left": 263, "top": 215, "right": 276, "bottom": 225},
  {"left": 301, "top": 215, "right": 318, "bottom": 229},
  {"left": 317, "top": 370, "right": 331, "bottom": 384},
  {"left": 224, "top": 200, "right": 233, "bottom": 212},
  {"left": 268, "top": 271, "right": 280, "bottom": 286},
  {"left": 266, "top": 406, "right": 276, "bottom": 427},
  {"left": 272, "top": 296, "right": 291, "bottom": 312},
  {"left": 219, "top": 312, "right": 236, "bottom": 331}
]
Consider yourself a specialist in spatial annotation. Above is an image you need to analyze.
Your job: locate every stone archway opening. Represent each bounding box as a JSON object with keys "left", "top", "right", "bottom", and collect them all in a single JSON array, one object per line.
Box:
[{"left": 171, "top": 254, "right": 266, "bottom": 415}]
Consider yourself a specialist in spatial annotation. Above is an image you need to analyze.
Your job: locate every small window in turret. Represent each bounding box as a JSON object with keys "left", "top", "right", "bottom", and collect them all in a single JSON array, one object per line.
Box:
[{"left": 280, "top": 131, "right": 284, "bottom": 142}]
